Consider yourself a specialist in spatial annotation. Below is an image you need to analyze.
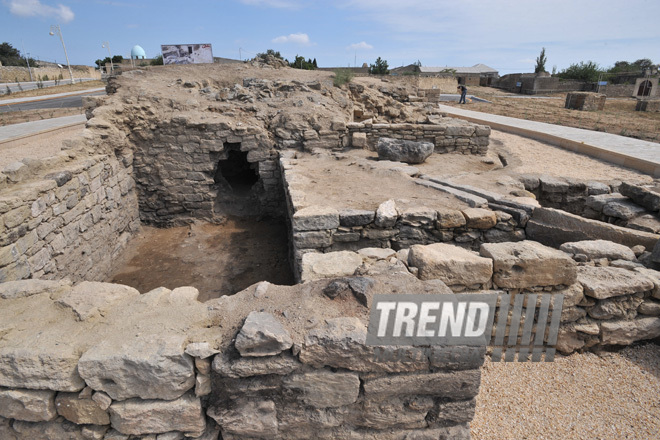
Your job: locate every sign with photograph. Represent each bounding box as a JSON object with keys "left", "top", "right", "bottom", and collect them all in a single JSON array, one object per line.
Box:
[{"left": 161, "top": 44, "right": 214, "bottom": 65}]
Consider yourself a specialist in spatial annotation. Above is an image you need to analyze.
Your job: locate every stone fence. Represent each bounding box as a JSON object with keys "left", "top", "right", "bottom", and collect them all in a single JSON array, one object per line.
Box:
[
  {"left": 0, "top": 66, "right": 101, "bottom": 83},
  {"left": 0, "top": 145, "right": 139, "bottom": 284},
  {"left": 347, "top": 121, "right": 490, "bottom": 155},
  {"left": 0, "top": 274, "right": 480, "bottom": 439}
]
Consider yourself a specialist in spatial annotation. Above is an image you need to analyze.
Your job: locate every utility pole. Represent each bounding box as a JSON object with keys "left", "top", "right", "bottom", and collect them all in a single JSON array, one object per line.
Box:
[
  {"left": 49, "top": 25, "right": 75, "bottom": 85},
  {"left": 22, "top": 41, "right": 33, "bottom": 81},
  {"left": 102, "top": 41, "right": 113, "bottom": 74},
  {"left": 239, "top": 47, "right": 242, "bottom": 61}
]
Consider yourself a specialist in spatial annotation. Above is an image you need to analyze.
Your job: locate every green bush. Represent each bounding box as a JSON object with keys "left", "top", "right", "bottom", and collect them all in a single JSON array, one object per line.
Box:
[
  {"left": 333, "top": 69, "right": 354, "bottom": 87},
  {"left": 43, "top": 74, "right": 49, "bottom": 81}
]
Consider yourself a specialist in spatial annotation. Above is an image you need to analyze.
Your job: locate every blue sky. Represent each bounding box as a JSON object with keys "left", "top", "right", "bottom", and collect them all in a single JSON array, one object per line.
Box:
[{"left": 2, "top": 0, "right": 659, "bottom": 74}]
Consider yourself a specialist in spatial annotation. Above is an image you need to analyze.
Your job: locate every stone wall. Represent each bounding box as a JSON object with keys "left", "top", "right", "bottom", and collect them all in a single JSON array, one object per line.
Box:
[
  {"left": 636, "top": 99, "right": 660, "bottom": 112},
  {"left": 0, "top": 146, "right": 139, "bottom": 284},
  {"left": 0, "top": 66, "right": 101, "bottom": 83},
  {"left": 347, "top": 121, "right": 490, "bottom": 155},
  {"left": 281, "top": 155, "right": 526, "bottom": 281},
  {"left": 0, "top": 274, "right": 481, "bottom": 440},
  {"left": 131, "top": 118, "right": 285, "bottom": 224},
  {"left": 565, "top": 92, "right": 606, "bottom": 111}
]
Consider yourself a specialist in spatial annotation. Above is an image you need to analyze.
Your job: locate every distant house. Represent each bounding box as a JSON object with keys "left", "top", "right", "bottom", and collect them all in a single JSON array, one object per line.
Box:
[{"left": 391, "top": 63, "right": 499, "bottom": 86}]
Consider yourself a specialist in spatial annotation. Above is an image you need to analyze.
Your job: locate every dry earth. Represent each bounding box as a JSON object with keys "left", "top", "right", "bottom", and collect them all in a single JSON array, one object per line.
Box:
[
  {"left": 451, "top": 85, "right": 660, "bottom": 144},
  {"left": 0, "top": 124, "right": 84, "bottom": 168}
]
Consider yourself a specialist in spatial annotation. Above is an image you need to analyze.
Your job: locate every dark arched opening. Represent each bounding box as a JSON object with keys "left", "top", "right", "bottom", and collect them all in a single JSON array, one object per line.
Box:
[
  {"left": 214, "top": 143, "right": 259, "bottom": 195},
  {"left": 638, "top": 80, "right": 652, "bottom": 97}
]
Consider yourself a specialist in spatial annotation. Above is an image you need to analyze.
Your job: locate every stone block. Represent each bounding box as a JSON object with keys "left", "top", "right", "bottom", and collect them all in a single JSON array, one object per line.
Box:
[
  {"left": 480, "top": 240, "right": 577, "bottom": 288},
  {"left": 300, "top": 251, "right": 363, "bottom": 282},
  {"left": 235, "top": 311, "right": 293, "bottom": 357},
  {"left": 377, "top": 137, "right": 433, "bottom": 164},
  {"left": 213, "top": 353, "right": 301, "bottom": 378},
  {"left": 375, "top": 199, "right": 398, "bottom": 228},
  {"left": 109, "top": 393, "right": 205, "bottom": 436},
  {"left": 601, "top": 318, "right": 660, "bottom": 345},
  {"left": 363, "top": 370, "right": 480, "bottom": 400},
  {"left": 284, "top": 370, "right": 360, "bottom": 408},
  {"left": 577, "top": 266, "right": 654, "bottom": 299},
  {"left": 0, "top": 279, "right": 71, "bottom": 300},
  {"left": 55, "top": 391, "right": 110, "bottom": 425},
  {"left": 78, "top": 333, "right": 195, "bottom": 401},
  {"left": 208, "top": 400, "right": 277, "bottom": 438},
  {"left": 292, "top": 206, "right": 340, "bottom": 232},
  {"left": 461, "top": 208, "right": 497, "bottom": 229},
  {"left": 55, "top": 281, "right": 140, "bottom": 321},
  {"left": 401, "top": 207, "right": 436, "bottom": 226},
  {"left": 0, "top": 388, "right": 56, "bottom": 422},
  {"left": 560, "top": 239, "right": 636, "bottom": 261},
  {"left": 408, "top": 243, "right": 493, "bottom": 288},
  {"left": 339, "top": 209, "right": 375, "bottom": 227},
  {"left": 436, "top": 208, "right": 466, "bottom": 229},
  {"left": 352, "top": 132, "right": 368, "bottom": 148}
]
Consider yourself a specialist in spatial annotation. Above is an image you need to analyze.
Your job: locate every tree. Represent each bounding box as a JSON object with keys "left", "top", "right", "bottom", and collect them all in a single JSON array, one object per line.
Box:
[
  {"left": 256, "top": 49, "right": 283, "bottom": 62},
  {"left": 534, "top": 47, "right": 547, "bottom": 74},
  {"left": 150, "top": 54, "right": 163, "bottom": 66},
  {"left": 312, "top": 58, "right": 317, "bottom": 68},
  {"left": 112, "top": 55, "right": 123, "bottom": 64},
  {"left": 557, "top": 61, "right": 604, "bottom": 82},
  {"left": 289, "top": 55, "right": 316, "bottom": 70},
  {"left": 0, "top": 42, "right": 35, "bottom": 67},
  {"left": 369, "top": 57, "right": 389, "bottom": 75}
]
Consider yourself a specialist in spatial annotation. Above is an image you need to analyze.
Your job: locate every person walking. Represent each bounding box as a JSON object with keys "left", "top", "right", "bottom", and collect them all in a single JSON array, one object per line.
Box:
[{"left": 457, "top": 84, "right": 467, "bottom": 104}]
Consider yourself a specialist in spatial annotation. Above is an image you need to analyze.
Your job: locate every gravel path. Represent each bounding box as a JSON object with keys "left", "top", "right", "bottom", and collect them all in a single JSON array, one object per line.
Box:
[{"left": 471, "top": 343, "right": 660, "bottom": 439}]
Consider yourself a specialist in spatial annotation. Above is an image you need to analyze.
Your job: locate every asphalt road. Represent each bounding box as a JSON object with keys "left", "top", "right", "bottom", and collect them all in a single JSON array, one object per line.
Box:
[
  {"left": 0, "top": 90, "right": 106, "bottom": 113},
  {"left": 1, "top": 78, "right": 97, "bottom": 94}
]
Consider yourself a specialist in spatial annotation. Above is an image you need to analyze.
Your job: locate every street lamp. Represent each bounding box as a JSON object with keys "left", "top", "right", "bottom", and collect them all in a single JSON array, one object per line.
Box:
[
  {"left": 49, "top": 24, "right": 75, "bottom": 85},
  {"left": 102, "top": 41, "right": 113, "bottom": 74}
]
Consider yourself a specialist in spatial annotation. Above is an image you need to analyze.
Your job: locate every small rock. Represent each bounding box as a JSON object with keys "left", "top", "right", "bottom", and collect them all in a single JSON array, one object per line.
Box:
[
  {"left": 235, "top": 311, "right": 293, "bottom": 357},
  {"left": 377, "top": 137, "right": 433, "bottom": 164}
]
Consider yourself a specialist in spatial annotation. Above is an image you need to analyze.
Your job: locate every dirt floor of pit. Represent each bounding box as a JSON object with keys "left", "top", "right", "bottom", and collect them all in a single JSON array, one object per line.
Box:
[{"left": 110, "top": 217, "right": 294, "bottom": 301}]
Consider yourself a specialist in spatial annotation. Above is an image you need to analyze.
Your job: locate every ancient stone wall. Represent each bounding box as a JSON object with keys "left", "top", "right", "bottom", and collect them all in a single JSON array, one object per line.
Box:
[
  {"left": 348, "top": 121, "right": 490, "bottom": 155},
  {"left": 131, "top": 118, "right": 284, "bottom": 224},
  {"left": 636, "top": 99, "right": 660, "bottom": 112},
  {"left": 0, "top": 275, "right": 481, "bottom": 440},
  {"left": 565, "top": 92, "right": 606, "bottom": 111},
  {"left": 0, "top": 66, "right": 101, "bottom": 83},
  {"left": 0, "top": 149, "right": 139, "bottom": 284}
]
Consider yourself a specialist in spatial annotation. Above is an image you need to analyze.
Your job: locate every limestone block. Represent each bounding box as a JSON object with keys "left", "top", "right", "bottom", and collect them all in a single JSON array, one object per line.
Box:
[
  {"left": 213, "top": 352, "right": 302, "bottom": 378},
  {"left": 359, "top": 397, "right": 433, "bottom": 429},
  {"left": 109, "top": 393, "right": 205, "bottom": 436},
  {"left": 292, "top": 206, "right": 340, "bottom": 232},
  {"left": 299, "top": 317, "right": 430, "bottom": 373},
  {"left": 234, "top": 311, "right": 293, "bottom": 357},
  {"left": 357, "top": 248, "right": 397, "bottom": 260},
  {"left": 0, "top": 279, "right": 71, "bottom": 300},
  {"left": 184, "top": 342, "right": 218, "bottom": 359},
  {"left": 103, "top": 429, "right": 129, "bottom": 440},
  {"left": 639, "top": 300, "right": 660, "bottom": 316},
  {"left": 56, "top": 281, "right": 140, "bottom": 321},
  {"left": 559, "top": 239, "right": 636, "bottom": 261},
  {"left": 556, "top": 283, "right": 584, "bottom": 308},
  {"left": 578, "top": 266, "right": 654, "bottom": 299},
  {"left": 352, "top": 132, "right": 368, "bottom": 148},
  {"left": 55, "top": 391, "right": 110, "bottom": 425},
  {"left": 11, "top": 418, "right": 85, "bottom": 439},
  {"left": 300, "top": 251, "right": 363, "bottom": 282},
  {"left": 480, "top": 241, "right": 577, "bottom": 288},
  {"left": 363, "top": 370, "right": 480, "bottom": 400},
  {"left": 78, "top": 333, "right": 195, "bottom": 401},
  {"left": 401, "top": 207, "right": 436, "bottom": 226},
  {"left": 283, "top": 370, "right": 360, "bottom": 408},
  {"left": 339, "top": 209, "right": 375, "bottom": 227},
  {"left": 408, "top": 243, "right": 493, "bottom": 287},
  {"left": 461, "top": 208, "right": 497, "bottom": 229},
  {"left": 208, "top": 400, "right": 277, "bottom": 438},
  {"left": 601, "top": 318, "right": 660, "bottom": 345},
  {"left": 92, "top": 391, "right": 112, "bottom": 411},
  {"left": 436, "top": 208, "right": 466, "bottom": 229},
  {"left": 0, "top": 388, "right": 56, "bottom": 422},
  {"left": 555, "top": 328, "right": 585, "bottom": 354},
  {"left": 377, "top": 137, "right": 433, "bottom": 164},
  {"left": 0, "top": 344, "right": 86, "bottom": 392},
  {"left": 634, "top": 267, "right": 660, "bottom": 298},
  {"left": 195, "top": 374, "right": 211, "bottom": 397},
  {"left": 619, "top": 182, "right": 660, "bottom": 212},
  {"left": 602, "top": 199, "right": 646, "bottom": 220},
  {"left": 169, "top": 287, "right": 199, "bottom": 304},
  {"left": 374, "top": 199, "right": 398, "bottom": 228},
  {"left": 294, "top": 230, "right": 332, "bottom": 249}
]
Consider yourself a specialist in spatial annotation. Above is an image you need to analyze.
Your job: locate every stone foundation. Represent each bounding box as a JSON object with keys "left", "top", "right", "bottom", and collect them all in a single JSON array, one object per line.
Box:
[
  {"left": 565, "top": 92, "right": 606, "bottom": 111},
  {"left": 636, "top": 99, "right": 660, "bottom": 112}
]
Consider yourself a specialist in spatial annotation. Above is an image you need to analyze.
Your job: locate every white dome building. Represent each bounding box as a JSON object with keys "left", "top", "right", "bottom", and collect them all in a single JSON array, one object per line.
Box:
[{"left": 131, "top": 45, "right": 146, "bottom": 60}]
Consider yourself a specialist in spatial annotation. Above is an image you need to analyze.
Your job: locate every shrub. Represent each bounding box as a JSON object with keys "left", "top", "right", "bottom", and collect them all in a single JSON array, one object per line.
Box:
[{"left": 333, "top": 69, "right": 354, "bottom": 87}]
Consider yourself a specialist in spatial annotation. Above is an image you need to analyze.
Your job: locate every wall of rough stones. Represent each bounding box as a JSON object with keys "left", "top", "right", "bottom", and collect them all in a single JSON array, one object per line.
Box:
[
  {"left": 0, "top": 146, "right": 139, "bottom": 284},
  {"left": 565, "top": 92, "right": 606, "bottom": 111},
  {"left": 0, "top": 66, "right": 101, "bottom": 84},
  {"left": 131, "top": 118, "right": 285, "bottom": 224},
  {"left": 0, "top": 274, "right": 482, "bottom": 440},
  {"left": 348, "top": 121, "right": 490, "bottom": 155}
]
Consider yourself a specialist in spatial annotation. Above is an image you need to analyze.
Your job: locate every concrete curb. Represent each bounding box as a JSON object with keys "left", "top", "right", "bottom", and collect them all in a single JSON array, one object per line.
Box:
[{"left": 439, "top": 107, "right": 660, "bottom": 178}]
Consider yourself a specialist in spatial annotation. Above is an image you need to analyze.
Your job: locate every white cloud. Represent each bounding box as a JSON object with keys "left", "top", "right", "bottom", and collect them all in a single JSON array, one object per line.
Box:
[
  {"left": 347, "top": 41, "right": 373, "bottom": 50},
  {"left": 272, "top": 33, "right": 311, "bottom": 45},
  {"left": 240, "top": 0, "right": 303, "bottom": 9},
  {"left": 9, "top": 0, "right": 74, "bottom": 23}
]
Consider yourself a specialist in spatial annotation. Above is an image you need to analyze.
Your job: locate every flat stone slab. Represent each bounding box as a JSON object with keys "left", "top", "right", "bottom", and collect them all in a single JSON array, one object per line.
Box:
[
  {"left": 56, "top": 281, "right": 140, "bottom": 321},
  {"left": 300, "top": 251, "right": 363, "bottom": 282},
  {"left": 408, "top": 243, "right": 493, "bottom": 288},
  {"left": 461, "top": 208, "right": 497, "bottom": 229},
  {"left": 292, "top": 206, "right": 340, "bottom": 232},
  {"left": 559, "top": 239, "right": 636, "bottom": 261},
  {"left": 577, "top": 266, "right": 655, "bottom": 299},
  {"left": 480, "top": 240, "right": 577, "bottom": 288},
  {"left": 0, "top": 388, "right": 56, "bottom": 422},
  {"left": 283, "top": 370, "right": 360, "bottom": 408},
  {"left": 601, "top": 317, "right": 660, "bottom": 345},
  {"left": 235, "top": 311, "right": 293, "bottom": 357},
  {"left": 377, "top": 137, "right": 433, "bottom": 164}
]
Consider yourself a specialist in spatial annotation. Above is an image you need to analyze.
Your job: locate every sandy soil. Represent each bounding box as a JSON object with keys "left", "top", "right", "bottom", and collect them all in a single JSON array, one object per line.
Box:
[
  {"left": 110, "top": 218, "right": 294, "bottom": 302},
  {"left": 0, "top": 124, "right": 83, "bottom": 169},
  {"left": 472, "top": 343, "right": 660, "bottom": 439},
  {"left": 451, "top": 85, "right": 660, "bottom": 144}
]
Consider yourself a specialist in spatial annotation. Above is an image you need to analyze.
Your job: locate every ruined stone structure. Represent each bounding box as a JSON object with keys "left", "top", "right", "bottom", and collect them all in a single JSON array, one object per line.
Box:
[
  {"left": 0, "top": 62, "right": 659, "bottom": 438},
  {"left": 565, "top": 92, "right": 606, "bottom": 111}
]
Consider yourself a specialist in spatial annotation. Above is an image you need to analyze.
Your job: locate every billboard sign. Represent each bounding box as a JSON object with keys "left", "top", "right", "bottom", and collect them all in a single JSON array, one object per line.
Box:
[{"left": 161, "top": 44, "right": 213, "bottom": 65}]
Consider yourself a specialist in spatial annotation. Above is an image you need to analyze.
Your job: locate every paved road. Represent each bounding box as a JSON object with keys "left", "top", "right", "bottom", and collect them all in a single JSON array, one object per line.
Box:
[
  {"left": 438, "top": 104, "right": 660, "bottom": 178},
  {"left": 1, "top": 78, "right": 97, "bottom": 95},
  {"left": 0, "top": 114, "right": 86, "bottom": 142},
  {"left": 0, "top": 90, "right": 106, "bottom": 113}
]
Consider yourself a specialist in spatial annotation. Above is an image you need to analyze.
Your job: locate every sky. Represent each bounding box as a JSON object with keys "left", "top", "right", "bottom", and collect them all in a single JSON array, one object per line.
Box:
[{"left": 2, "top": 0, "right": 659, "bottom": 74}]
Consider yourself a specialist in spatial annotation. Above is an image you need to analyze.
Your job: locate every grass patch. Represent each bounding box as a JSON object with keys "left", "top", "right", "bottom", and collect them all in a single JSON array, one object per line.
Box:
[{"left": 333, "top": 69, "right": 354, "bottom": 87}]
